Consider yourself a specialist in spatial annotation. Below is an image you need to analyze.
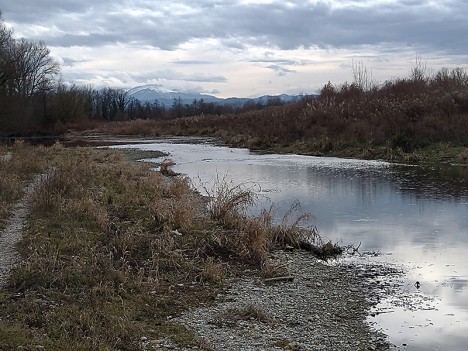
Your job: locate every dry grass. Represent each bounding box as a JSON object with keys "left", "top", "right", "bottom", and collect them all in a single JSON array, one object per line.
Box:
[
  {"left": 202, "top": 174, "right": 258, "bottom": 226},
  {"left": 200, "top": 176, "right": 327, "bottom": 265},
  {"left": 160, "top": 158, "right": 177, "bottom": 176},
  {"left": 0, "top": 143, "right": 337, "bottom": 350},
  {"left": 271, "top": 200, "right": 319, "bottom": 248},
  {"left": 0, "top": 141, "right": 46, "bottom": 229},
  {"left": 210, "top": 304, "right": 275, "bottom": 327},
  {"left": 0, "top": 144, "right": 223, "bottom": 350}
]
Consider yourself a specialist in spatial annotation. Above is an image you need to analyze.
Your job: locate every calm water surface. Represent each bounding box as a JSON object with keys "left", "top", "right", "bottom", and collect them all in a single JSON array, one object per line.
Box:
[{"left": 112, "top": 138, "right": 468, "bottom": 351}]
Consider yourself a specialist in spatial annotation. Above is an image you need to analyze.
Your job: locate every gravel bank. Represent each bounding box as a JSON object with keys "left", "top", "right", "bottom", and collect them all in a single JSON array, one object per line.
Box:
[{"left": 141, "top": 250, "right": 400, "bottom": 350}]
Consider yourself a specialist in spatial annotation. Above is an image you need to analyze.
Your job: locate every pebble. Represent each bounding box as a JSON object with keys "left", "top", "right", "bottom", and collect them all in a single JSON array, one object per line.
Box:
[{"left": 171, "top": 251, "right": 397, "bottom": 351}]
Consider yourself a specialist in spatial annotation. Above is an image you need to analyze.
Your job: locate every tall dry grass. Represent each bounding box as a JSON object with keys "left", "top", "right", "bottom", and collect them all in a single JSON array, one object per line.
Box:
[
  {"left": 201, "top": 176, "right": 326, "bottom": 264},
  {"left": 0, "top": 141, "right": 45, "bottom": 229},
  {"left": 202, "top": 174, "right": 259, "bottom": 226}
]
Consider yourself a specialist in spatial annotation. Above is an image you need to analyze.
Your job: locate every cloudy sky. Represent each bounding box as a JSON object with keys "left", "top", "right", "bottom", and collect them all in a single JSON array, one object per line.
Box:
[{"left": 2, "top": 0, "right": 468, "bottom": 97}]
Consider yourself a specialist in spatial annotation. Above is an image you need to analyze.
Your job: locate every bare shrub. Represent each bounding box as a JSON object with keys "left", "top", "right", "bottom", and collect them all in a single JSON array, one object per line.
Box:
[
  {"left": 160, "top": 158, "right": 177, "bottom": 176},
  {"left": 271, "top": 200, "right": 316, "bottom": 247}
]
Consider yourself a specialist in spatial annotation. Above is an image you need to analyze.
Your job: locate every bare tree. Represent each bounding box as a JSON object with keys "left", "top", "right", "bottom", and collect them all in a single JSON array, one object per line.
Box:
[
  {"left": 410, "top": 55, "right": 429, "bottom": 84},
  {"left": 6, "top": 38, "right": 59, "bottom": 98},
  {"left": 352, "top": 60, "right": 374, "bottom": 92},
  {"left": 0, "top": 14, "right": 14, "bottom": 88}
]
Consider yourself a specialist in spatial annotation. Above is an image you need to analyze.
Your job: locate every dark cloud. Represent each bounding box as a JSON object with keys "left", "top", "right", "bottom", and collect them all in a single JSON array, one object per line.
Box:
[
  {"left": 248, "top": 57, "right": 314, "bottom": 66},
  {"left": 266, "top": 64, "right": 296, "bottom": 76},
  {"left": 1, "top": 0, "right": 467, "bottom": 56},
  {"left": 61, "top": 57, "right": 90, "bottom": 66}
]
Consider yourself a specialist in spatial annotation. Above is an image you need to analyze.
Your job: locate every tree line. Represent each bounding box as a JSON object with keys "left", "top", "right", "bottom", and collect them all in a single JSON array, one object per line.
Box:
[
  {"left": 0, "top": 15, "right": 130, "bottom": 134},
  {"left": 2, "top": 13, "right": 287, "bottom": 136},
  {"left": 138, "top": 64, "right": 468, "bottom": 157}
]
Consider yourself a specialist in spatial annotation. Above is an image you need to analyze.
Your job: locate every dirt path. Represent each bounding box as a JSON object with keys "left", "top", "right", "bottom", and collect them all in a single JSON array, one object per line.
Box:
[{"left": 0, "top": 173, "right": 43, "bottom": 289}]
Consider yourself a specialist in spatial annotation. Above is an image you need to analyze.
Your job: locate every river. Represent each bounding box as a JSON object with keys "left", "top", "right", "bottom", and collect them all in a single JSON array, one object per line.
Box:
[{"left": 111, "top": 137, "right": 468, "bottom": 351}]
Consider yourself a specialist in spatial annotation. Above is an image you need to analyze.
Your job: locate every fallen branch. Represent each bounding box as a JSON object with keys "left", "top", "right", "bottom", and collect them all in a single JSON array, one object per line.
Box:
[
  {"left": 298, "top": 241, "right": 343, "bottom": 259},
  {"left": 264, "top": 276, "right": 295, "bottom": 284}
]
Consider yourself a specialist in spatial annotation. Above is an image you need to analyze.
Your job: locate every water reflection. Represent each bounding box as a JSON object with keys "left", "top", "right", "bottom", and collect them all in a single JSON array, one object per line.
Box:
[
  {"left": 394, "top": 164, "right": 468, "bottom": 199},
  {"left": 111, "top": 139, "right": 468, "bottom": 351}
]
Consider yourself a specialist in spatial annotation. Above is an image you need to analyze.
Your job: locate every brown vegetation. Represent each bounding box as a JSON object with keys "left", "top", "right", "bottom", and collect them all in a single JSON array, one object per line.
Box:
[
  {"left": 0, "top": 143, "right": 330, "bottom": 350},
  {"left": 0, "top": 141, "right": 45, "bottom": 229},
  {"left": 97, "top": 66, "right": 468, "bottom": 163}
]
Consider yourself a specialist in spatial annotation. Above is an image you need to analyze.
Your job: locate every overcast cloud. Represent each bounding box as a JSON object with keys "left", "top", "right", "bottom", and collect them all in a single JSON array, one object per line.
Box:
[{"left": 2, "top": 0, "right": 468, "bottom": 97}]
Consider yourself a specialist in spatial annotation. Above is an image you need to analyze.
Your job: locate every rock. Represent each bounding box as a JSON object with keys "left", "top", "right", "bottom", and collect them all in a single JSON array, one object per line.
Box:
[{"left": 288, "top": 341, "right": 302, "bottom": 350}]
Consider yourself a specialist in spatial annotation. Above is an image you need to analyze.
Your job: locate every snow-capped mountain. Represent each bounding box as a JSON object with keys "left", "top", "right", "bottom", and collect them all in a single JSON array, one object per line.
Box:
[
  {"left": 126, "top": 85, "right": 222, "bottom": 106},
  {"left": 126, "top": 84, "right": 311, "bottom": 107}
]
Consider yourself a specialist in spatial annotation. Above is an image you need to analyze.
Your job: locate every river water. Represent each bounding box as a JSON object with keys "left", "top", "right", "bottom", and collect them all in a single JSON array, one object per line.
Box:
[{"left": 112, "top": 137, "right": 468, "bottom": 351}]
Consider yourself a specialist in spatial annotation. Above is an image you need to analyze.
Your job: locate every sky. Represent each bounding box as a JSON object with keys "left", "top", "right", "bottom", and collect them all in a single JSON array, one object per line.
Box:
[{"left": 2, "top": 0, "right": 468, "bottom": 98}]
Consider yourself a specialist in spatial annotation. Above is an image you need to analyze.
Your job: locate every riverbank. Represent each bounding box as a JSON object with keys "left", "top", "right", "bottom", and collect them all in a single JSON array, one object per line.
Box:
[
  {"left": 204, "top": 133, "right": 468, "bottom": 166},
  {"left": 0, "top": 141, "right": 398, "bottom": 350},
  {"left": 63, "top": 127, "right": 468, "bottom": 166},
  {"left": 174, "top": 250, "right": 399, "bottom": 351}
]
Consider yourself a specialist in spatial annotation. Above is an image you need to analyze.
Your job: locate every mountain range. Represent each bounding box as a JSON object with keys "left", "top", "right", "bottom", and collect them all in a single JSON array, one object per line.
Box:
[{"left": 126, "top": 85, "right": 312, "bottom": 108}]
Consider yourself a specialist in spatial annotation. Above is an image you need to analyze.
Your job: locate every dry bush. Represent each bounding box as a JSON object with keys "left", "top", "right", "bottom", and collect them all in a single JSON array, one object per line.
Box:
[
  {"left": 201, "top": 177, "right": 330, "bottom": 264},
  {"left": 236, "top": 211, "right": 274, "bottom": 263},
  {"left": 202, "top": 175, "right": 258, "bottom": 226},
  {"left": 456, "top": 148, "right": 468, "bottom": 163},
  {"left": 160, "top": 158, "right": 177, "bottom": 176},
  {"left": 200, "top": 176, "right": 274, "bottom": 263},
  {"left": 200, "top": 257, "right": 226, "bottom": 283},
  {"left": 271, "top": 200, "right": 317, "bottom": 247}
]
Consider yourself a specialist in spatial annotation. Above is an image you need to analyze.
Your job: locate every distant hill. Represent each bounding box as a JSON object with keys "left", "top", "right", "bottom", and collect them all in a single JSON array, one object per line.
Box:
[{"left": 126, "top": 85, "right": 314, "bottom": 108}]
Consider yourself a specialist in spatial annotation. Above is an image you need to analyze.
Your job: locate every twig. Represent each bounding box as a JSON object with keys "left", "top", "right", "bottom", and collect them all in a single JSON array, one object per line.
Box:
[{"left": 264, "top": 276, "right": 294, "bottom": 284}]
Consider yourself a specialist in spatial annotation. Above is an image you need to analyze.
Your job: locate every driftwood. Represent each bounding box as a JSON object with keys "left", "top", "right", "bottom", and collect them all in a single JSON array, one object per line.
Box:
[
  {"left": 297, "top": 241, "right": 343, "bottom": 259},
  {"left": 264, "top": 276, "right": 295, "bottom": 284}
]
